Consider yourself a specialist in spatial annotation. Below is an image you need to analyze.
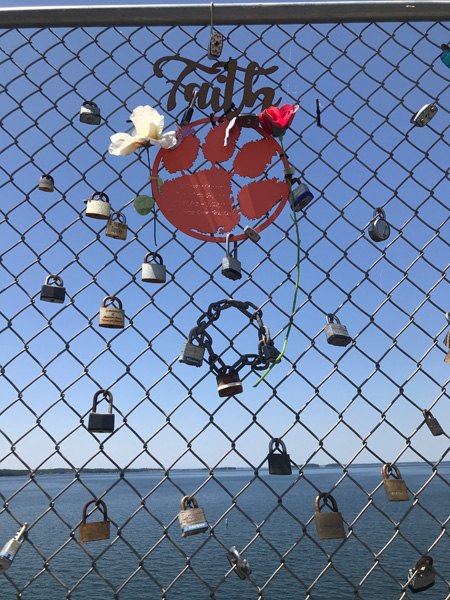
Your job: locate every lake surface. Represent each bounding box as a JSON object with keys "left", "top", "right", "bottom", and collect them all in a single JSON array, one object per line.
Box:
[{"left": 0, "top": 464, "right": 449, "bottom": 599}]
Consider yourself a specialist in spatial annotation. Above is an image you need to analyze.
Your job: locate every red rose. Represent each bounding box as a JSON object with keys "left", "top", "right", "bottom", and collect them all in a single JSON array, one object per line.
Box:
[{"left": 259, "top": 104, "right": 299, "bottom": 138}]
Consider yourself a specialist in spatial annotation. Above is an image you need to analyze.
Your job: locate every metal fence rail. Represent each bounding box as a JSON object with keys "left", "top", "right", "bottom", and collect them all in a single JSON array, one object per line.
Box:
[{"left": 0, "top": 2, "right": 450, "bottom": 598}]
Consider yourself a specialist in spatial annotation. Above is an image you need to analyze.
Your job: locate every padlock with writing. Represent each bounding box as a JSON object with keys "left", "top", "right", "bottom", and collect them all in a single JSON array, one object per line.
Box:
[
  {"left": 423, "top": 409, "right": 444, "bottom": 436},
  {"left": 222, "top": 233, "right": 242, "bottom": 281},
  {"left": 99, "top": 295, "right": 125, "bottom": 329},
  {"left": 226, "top": 546, "right": 251, "bottom": 579},
  {"left": 39, "top": 173, "right": 54, "bottom": 192},
  {"left": 382, "top": 464, "right": 410, "bottom": 502},
  {"left": 267, "top": 438, "right": 292, "bottom": 475},
  {"left": 85, "top": 191, "right": 111, "bottom": 220},
  {"left": 0, "top": 524, "right": 27, "bottom": 575},
  {"left": 105, "top": 211, "right": 127, "bottom": 240},
  {"left": 408, "top": 556, "right": 435, "bottom": 593},
  {"left": 79, "top": 499, "right": 110, "bottom": 542},
  {"left": 40, "top": 274, "right": 65, "bottom": 303},
  {"left": 314, "top": 493, "right": 346, "bottom": 540},
  {"left": 141, "top": 252, "right": 166, "bottom": 284},
  {"left": 178, "top": 495, "right": 208, "bottom": 537},
  {"left": 410, "top": 103, "right": 437, "bottom": 127},
  {"left": 368, "top": 207, "right": 390, "bottom": 242},
  {"left": 88, "top": 389, "right": 115, "bottom": 433},
  {"left": 325, "top": 314, "right": 352, "bottom": 347},
  {"left": 179, "top": 328, "right": 205, "bottom": 367},
  {"left": 79, "top": 100, "right": 101, "bottom": 125},
  {"left": 208, "top": 30, "right": 224, "bottom": 60},
  {"left": 217, "top": 370, "right": 243, "bottom": 397},
  {"left": 289, "top": 181, "right": 314, "bottom": 212}
]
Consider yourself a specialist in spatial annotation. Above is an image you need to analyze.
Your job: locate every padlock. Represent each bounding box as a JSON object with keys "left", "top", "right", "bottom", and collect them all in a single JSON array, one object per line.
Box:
[
  {"left": 440, "top": 44, "right": 450, "bottom": 68},
  {"left": 237, "top": 114, "right": 259, "bottom": 128},
  {"left": 410, "top": 103, "right": 437, "bottom": 127},
  {"left": 423, "top": 409, "right": 444, "bottom": 436},
  {"left": 368, "top": 207, "right": 390, "bottom": 242},
  {"left": 79, "top": 100, "right": 101, "bottom": 125},
  {"left": 105, "top": 211, "right": 127, "bottom": 240},
  {"left": 88, "top": 389, "right": 115, "bottom": 433},
  {"left": 141, "top": 252, "right": 166, "bottom": 284},
  {"left": 443, "top": 312, "right": 450, "bottom": 348},
  {"left": 79, "top": 499, "right": 110, "bottom": 542},
  {"left": 408, "top": 556, "right": 435, "bottom": 593},
  {"left": 325, "top": 314, "right": 352, "bottom": 347},
  {"left": 259, "top": 328, "right": 280, "bottom": 363},
  {"left": 222, "top": 233, "right": 242, "bottom": 280},
  {"left": 289, "top": 181, "right": 314, "bottom": 212},
  {"left": 179, "top": 329, "right": 205, "bottom": 367},
  {"left": 267, "top": 438, "right": 292, "bottom": 475},
  {"left": 244, "top": 225, "right": 260, "bottom": 243},
  {"left": 208, "top": 30, "right": 224, "bottom": 60},
  {"left": 99, "top": 295, "right": 125, "bottom": 329},
  {"left": 85, "top": 191, "right": 111, "bottom": 220},
  {"left": 0, "top": 524, "right": 27, "bottom": 575},
  {"left": 314, "top": 493, "right": 346, "bottom": 540},
  {"left": 40, "top": 274, "right": 65, "bottom": 303},
  {"left": 177, "top": 495, "right": 208, "bottom": 537},
  {"left": 180, "top": 90, "right": 198, "bottom": 127},
  {"left": 39, "top": 173, "right": 54, "bottom": 192},
  {"left": 226, "top": 546, "right": 251, "bottom": 580},
  {"left": 382, "top": 464, "right": 410, "bottom": 502},
  {"left": 284, "top": 166, "right": 296, "bottom": 180},
  {"left": 217, "top": 370, "right": 243, "bottom": 397}
]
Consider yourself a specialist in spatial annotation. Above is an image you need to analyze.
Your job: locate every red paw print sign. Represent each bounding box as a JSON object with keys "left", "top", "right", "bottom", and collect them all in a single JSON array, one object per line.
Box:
[{"left": 151, "top": 117, "right": 290, "bottom": 242}]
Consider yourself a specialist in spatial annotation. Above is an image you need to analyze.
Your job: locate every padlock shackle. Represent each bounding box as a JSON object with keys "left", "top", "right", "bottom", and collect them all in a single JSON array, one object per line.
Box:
[
  {"left": 422, "top": 409, "right": 433, "bottom": 419},
  {"left": 144, "top": 252, "right": 163, "bottom": 265},
  {"left": 315, "top": 492, "right": 339, "bottom": 513},
  {"left": 110, "top": 211, "right": 126, "bottom": 224},
  {"left": 373, "top": 207, "right": 386, "bottom": 220},
  {"left": 82, "top": 100, "right": 99, "bottom": 108},
  {"left": 225, "top": 233, "right": 237, "bottom": 259},
  {"left": 15, "top": 523, "right": 28, "bottom": 542},
  {"left": 92, "top": 389, "right": 113, "bottom": 413},
  {"left": 41, "top": 173, "right": 54, "bottom": 182},
  {"left": 382, "top": 463, "right": 402, "bottom": 480},
  {"left": 268, "top": 438, "right": 287, "bottom": 454},
  {"left": 82, "top": 498, "right": 108, "bottom": 523},
  {"left": 187, "top": 328, "right": 200, "bottom": 345},
  {"left": 180, "top": 495, "right": 198, "bottom": 511},
  {"left": 89, "top": 191, "right": 109, "bottom": 203},
  {"left": 326, "top": 313, "right": 340, "bottom": 325},
  {"left": 446, "top": 311, "right": 450, "bottom": 325},
  {"left": 414, "top": 555, "right": 433, "bottom": 570},
  {"left": 101, "top": 295, "right": 123, "bottom": 310},
  {"left": 45, "top": 274, "right": 63, "bottom": 287}
]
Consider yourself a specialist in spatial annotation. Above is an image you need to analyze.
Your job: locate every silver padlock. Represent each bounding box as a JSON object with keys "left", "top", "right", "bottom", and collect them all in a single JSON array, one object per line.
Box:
[
  {"left": 289, "top": 181, "right": 314, "bottom": 212},
  {"left": 99, "top": 295, "right": 125, "bottom": 329},
  {"left": 80, "top": 100, "right": 101, "bottom": 125},
  {"left": 408, "top": 556, "right": 435, "bottom": 593},
  {"left": 141, "top": 252, "right": 166, "bottom": 284},
  {"left": 0, "top": 524, "right": 27, "bottom": 575},
  {"left": 179, "top": 328, "right": 205, "bottom": 367},
  {"left": 325, "top": 314, "right": 352, "bottom": 347},
  {"left": 226, "top": 546, "right": 251, "bottom": 580},
  {"left": 39, "top": 173, "right": 54, "bottom": 192},
  {"left": 105, "top": 211, "right": 127, "bottom": 240},
  {"left": 244, "top": 226, "right": 260, "bottom": 243},
  {"left": 368, "top": 207, "right": 390, "bottom": 242},
  {"left": 85, "top": 191, "right": 111, "bottom": 220},
  {"left": 423, "top": 409, "right": 444, "bottom": 436},
  {"left": 222, "top": 233, "right": 242, "bottom": 281},
  {"left": 208, "top": 30, "right": 224, "bottom": 60},
  {"left": 411, "top": 103, "right": 437, "bottom": 127},
  {"left": 40, "top": 274, "right": 66, "bottom": 303}
]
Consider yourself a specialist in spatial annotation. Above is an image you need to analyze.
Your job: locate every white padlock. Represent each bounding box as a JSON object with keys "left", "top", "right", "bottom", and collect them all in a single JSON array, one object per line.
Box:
[
  {"left": 141, "top": 252, "right": 166, "bottom": 284},
  {"left": 85, "top": 191, "right": 111, "bottom": 220},
  {"left": 39, "top": 174, "right": 54, "bottom": 192}
]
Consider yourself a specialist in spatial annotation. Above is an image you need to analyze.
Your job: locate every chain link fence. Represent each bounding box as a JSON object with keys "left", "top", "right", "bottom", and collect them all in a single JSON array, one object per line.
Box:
[{"left": 1, "top": 3, "right": 450, "bottom": 598}]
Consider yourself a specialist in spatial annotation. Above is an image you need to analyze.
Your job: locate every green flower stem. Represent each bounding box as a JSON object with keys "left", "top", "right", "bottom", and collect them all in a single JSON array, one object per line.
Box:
[
  {"left": 146, "top": 146, "right": 157, "bottom": 246},
  {"left": 254, "top": 136, "right": 301, "bottom": 387}
]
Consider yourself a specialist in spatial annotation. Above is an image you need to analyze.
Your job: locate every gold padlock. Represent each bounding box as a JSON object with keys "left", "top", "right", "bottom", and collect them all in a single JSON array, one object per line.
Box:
[
  {"left": 382, "top": 464, "right": 410, "bottom": 502},
  {"left": 177, "top": 495, "right": 208, "bottom": 538},
  {"left": 99, "top": 295, "right": 125, "bottom": 329},
  {"left": 314, "top": 493, "right": 346, "bottom": 540},
  {"left": 105, "top": 211, "right": 127, "bottom": 240},
  {"left": 79, "top": 499, "right": 110, "bottom": 542},
  {"left": 216, "top": 370, "right": 243, "bottom": 397}
]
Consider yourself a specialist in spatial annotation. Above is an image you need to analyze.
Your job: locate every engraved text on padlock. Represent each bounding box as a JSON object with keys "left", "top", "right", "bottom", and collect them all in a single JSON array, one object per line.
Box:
[
  {"left": 105, "top": 211, "right": 127, "bottom": 240},
  {"left": 99, "top": 295, "right": 125, "bottom": 329},
  {"left": 382, "top": 464, "right": 410, "bottom": 502}
]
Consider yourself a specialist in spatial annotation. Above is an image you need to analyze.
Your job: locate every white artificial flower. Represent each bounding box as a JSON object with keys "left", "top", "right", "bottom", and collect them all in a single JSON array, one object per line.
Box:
[{"left": 108, "top": 105, "right": 178, "bottom": 156}]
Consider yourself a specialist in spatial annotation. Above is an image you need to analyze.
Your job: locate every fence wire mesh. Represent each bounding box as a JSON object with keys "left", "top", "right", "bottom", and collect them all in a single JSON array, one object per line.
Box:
[{"left": 1, "top": 4, "right": 450, "bottom": 599}]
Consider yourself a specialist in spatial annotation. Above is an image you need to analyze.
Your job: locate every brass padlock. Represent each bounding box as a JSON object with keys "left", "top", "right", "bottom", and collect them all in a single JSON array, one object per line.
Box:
[
  {"left": 177, "top": 495, "right": 208, "bottom": 537},
  {"left": 85, "top": 191, "right": 111, "bottom": 220},
  {"left": 99, "top": 295, "right": 125, "bottom": 329},
  {"left": 382, "top": 464, "right": 410, "bottom": 502},
  {"left": 105, "top": 211, "right": 127, "bottom": 240},
  {"left": 80, "top": 100, "right": 101, "bottom": 125},
  {"left": 216, "top": 370, "right": 243, "bottom": 397},
  {"left": 423, "top": 409, "right": 444, "bottom": 436},
  {"left": 79, "top": 499, "right": 110, "bottom": 542},
  {"left": 408, "top": 556, "right": 435, "bottom": 593},
  {"left": 141, "top": 252, "right": 166, "bottom": 284},
  {"left": 314, "top": 493, "right": 346, "bottom": 540},
  {"left": 267, "top": 438, "right": 292, "bottom": 475},
  {"left": 39, "top": 173, "right": 54, "bottom": 192},
  {"left": 88, "top": 390, "right": 115, "bottom": 433},
  {"left": 325, "top": 313, "right": 352, "bottom": 347},
  {"left": 40, "top": 274, "right": 65, "bottom": 303}
]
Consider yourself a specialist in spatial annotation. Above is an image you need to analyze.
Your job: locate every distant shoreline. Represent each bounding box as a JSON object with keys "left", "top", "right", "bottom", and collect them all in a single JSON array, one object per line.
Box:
[{"left": 0, "top": 462, "right": 445, "bottom": 477}]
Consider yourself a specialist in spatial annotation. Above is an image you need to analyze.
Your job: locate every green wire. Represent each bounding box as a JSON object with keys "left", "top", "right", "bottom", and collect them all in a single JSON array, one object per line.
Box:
[{"left": 146, "top": 146, "right": 157, "bottom": 246}]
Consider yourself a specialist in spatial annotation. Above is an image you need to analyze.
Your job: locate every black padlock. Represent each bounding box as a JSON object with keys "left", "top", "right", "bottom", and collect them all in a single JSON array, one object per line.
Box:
[
  {"left": 40, "top": 274, "right": 65, "bottom": 303},
  {"left": 259, "top": 328, "right": 280, "bottom": 363},
  {"left": 88, "top": 390, "right": 115, "bottom": 433},
  {"left": 267, "top": 438, "right": 292, "bottom": 475}
]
